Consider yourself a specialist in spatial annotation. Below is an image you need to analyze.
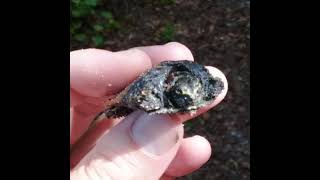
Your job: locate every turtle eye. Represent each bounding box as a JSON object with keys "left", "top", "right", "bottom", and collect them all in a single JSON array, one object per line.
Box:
[
  {"left": 175, "top": 88, "right": 183, "bottom": 95},
  {"left": 171, "top": 93, "right": 193, "bottom": 108},
  {"left": 168, "top": 85, "right": 193, "bottom": 108}
]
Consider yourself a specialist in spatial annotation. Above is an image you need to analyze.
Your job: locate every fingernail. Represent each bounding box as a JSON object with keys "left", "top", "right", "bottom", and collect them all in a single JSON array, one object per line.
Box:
[{"left": 131, "top": 112, "right": 181, "bottom": 156}]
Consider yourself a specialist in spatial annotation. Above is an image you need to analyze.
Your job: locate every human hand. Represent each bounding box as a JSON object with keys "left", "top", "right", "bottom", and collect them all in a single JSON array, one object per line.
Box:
[{"left": 70, "top": 42, "right": 228, "bottom": 180}]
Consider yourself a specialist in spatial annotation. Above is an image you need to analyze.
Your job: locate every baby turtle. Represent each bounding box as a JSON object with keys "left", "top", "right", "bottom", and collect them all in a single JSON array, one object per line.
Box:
[{"left": 91, "top": 60, "right": 224, "bottom": 127}]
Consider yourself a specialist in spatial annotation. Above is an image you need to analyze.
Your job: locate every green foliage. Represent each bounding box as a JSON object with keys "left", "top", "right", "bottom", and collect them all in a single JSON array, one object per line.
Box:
[
  {"left": 100, "top": 11, "right": 113, "bottom": 19},
  {"left": 74, "top": 33, "right": 87, "bottom": 42},
  {"left": 93, "top": 24, "right": 104, "bottom": 32},
  {"left": 71, "top": 0, "right": 99, "bottom": 18},
  {"left": 70, "top": 21, "right": 82, "bottom": 35},
  {"left": 71, "top": 0, "right": 120, "bottom": 47},
  {"left": 100, "top": 10, "right": 121, "bottom": 30},
  {"left": 160, "top": 23, "right": 176, "bottom": 41},
  {"left": 92, "top": 35, "right": 105, "bottom": 47}
]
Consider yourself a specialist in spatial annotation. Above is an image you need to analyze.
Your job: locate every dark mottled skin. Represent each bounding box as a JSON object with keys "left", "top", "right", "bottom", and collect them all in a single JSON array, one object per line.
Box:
[{"left": 93, "top": 60, "right": 224, "bottom": 123}]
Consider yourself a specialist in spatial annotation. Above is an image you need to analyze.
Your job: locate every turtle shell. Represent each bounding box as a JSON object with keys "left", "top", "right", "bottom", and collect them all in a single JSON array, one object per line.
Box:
[
  {"left": 91, "top": 60, "right": 225, "bottom": 126},
  {"left": 116, "top": 60, "right": 224, "bottom": 114}
]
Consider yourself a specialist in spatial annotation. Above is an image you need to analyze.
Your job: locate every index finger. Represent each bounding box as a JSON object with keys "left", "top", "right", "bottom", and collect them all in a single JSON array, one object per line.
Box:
[
  {"left": 70, "top": 48, "right": 152, "bottom": 103},
  {"left": 135, "top": 42, "right": 194, "bottom": 65},
  {"left": 70, "top": 48, "right": 152, "bottom": 145}
]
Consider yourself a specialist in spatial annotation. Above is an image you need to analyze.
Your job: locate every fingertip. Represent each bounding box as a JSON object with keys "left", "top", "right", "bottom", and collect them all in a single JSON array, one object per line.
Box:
[
  {"left": 188, "top": 135, "right": 212, "bottom": 159},
  {"left": 165, "top": 135, "right": 212, "bottom": 177},
  {"left": 182, "top": 135, "right": 212, "bottom": 165},
  {"left": 163, "top": 42, "right": 194, "bottom": 61},
  {"left": 205, "top": 66, "right": 228, "bottom": 107},
  {"left": 135, "top": 42, "right": 194, "bottom": 65}
]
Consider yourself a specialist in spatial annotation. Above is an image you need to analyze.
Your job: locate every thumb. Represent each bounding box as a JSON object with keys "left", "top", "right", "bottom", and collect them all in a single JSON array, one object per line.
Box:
[{"left": 70, "top": 111, "right": 184, "bottom": 180}]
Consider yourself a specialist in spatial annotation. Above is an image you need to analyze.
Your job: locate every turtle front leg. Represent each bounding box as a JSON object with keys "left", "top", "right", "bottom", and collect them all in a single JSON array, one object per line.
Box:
[{"left": 89, "top": 106, "right": 134, "bottom": 129}]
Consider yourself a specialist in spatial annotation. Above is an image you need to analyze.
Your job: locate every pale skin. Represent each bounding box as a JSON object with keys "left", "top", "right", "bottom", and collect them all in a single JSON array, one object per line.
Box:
[{"left": 70, "top": 42, "right": 228, "bottom": 180}]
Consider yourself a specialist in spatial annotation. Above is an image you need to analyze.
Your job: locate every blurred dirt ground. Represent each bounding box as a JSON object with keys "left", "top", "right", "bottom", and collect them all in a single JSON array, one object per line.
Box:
[{"left": 71, "top": 0, "right": 250, "bottom": 179}]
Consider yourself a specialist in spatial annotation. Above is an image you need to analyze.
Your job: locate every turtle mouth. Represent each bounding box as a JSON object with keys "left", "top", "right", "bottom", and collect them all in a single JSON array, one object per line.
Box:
[{"left": 145, "top": 108, "right": 161, "bottom": 114}]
